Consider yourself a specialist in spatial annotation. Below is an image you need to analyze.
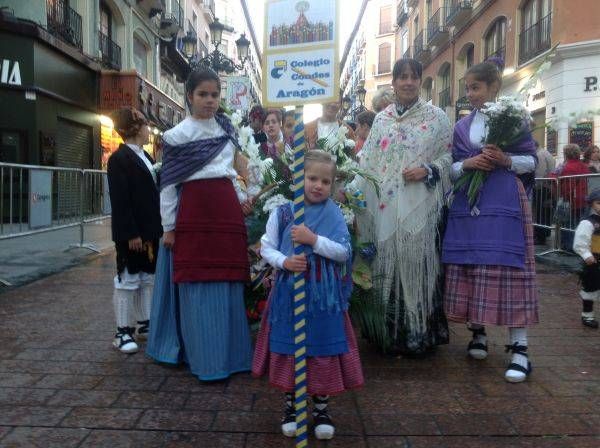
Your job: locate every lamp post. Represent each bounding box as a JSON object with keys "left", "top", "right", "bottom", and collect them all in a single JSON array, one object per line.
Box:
[
  {"left": 348, "top": 83, "right": 367, "bottom": 120},
  {"left": 182, "top": 18, "right": 250, "bottom": 74},
  {"left": 341, "top": 95, "right": 352, "bottom": 120}
]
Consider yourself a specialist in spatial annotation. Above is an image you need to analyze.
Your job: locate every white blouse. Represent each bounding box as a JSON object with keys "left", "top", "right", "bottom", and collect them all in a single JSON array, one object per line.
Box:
[
  {"left": 317, "top": 120, "right": 340, "bottom": 140},
  {"left": 127, "top": 144, "right": 156, "bottom": 184},
  {"left": 573, "top": 218, "right": 596, "bottom": 261},
  {"left": 160, "top": 116, "right": 246, "bottom": 231},
  {"left": 260, "top": 207, "right": 349, "bottom": 270},
  {"left": 451, "top": 110, "right": 536, "bottom": 180}
]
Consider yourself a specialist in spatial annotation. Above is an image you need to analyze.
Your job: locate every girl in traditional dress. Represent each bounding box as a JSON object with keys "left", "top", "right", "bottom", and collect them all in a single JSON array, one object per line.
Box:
[
  {"left": 442, "top": 61, "right": 539, "bottom": 383},
  {"left": 352, "top": 58, "right": 452, "bottom": 355},
  {"left": 252, "top": 150, "right": 364, "bottom": 440},
  {"left": 146, "top": 68, "right": 253, "bottom": 381},
  {"left": 107, "top": 108, "right": 162, "bottom": 354}
]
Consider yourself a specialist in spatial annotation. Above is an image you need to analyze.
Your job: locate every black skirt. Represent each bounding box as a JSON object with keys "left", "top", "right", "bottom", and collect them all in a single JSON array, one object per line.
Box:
[
  {"left": 115, "top": 239, "right": 160, "bottom": 279},
  {"left": 579, "top": 257, "right": 600, "bottom": 293}
]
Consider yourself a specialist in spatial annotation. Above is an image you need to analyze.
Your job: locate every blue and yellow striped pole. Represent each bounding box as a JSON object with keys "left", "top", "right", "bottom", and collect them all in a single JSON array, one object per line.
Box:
[{"left": 292, "top": 105, "right": 308, "bottom": 447}]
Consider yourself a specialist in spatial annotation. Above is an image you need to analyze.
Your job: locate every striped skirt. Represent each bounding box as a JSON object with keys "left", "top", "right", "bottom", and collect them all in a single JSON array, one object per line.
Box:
[
  {"left": 252, "top": 302, "right": 364, "bottom": 396},
  {"left": 444, "top": 182, "right": 539, "bottom": 327},
  {"left": 146, "top": 246, "right": 253, "bottom": 381}
]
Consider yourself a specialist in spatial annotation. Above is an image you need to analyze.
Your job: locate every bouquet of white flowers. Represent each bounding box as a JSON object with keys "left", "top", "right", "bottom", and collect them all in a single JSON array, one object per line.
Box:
[{"left": 454, "top": 96, "right": 532, "bottom": 209}]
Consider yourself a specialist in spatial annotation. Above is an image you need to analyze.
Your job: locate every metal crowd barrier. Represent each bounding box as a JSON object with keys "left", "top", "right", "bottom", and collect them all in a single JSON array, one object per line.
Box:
[
  {"left": 532, "top": 173, "right": 600, "bottom": 256},
  {"left": 0, "top": 162, "right": 110, "bottom": 251}
]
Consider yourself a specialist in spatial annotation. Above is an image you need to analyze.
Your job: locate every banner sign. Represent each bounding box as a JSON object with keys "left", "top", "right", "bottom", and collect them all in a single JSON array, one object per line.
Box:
[
  {"left": 226, "top": 76, "right": 252, "bottom": 112},
  {"left": 263, "top": 0, "right": 339, "bottom": 107},
  {"left": 29, "top": 170, "right": 52, "bottom": 229}
]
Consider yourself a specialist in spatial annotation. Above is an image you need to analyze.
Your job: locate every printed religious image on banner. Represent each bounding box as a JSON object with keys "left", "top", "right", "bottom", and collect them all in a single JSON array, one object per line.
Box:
[{"left": 267, "top": 0, "right": 335, "bottom": 50}]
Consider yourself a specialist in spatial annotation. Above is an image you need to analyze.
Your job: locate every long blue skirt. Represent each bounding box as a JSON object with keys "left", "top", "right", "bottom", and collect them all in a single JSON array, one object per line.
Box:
[{"left": 146, "top": 245, "right": 252, "bottom": 381}]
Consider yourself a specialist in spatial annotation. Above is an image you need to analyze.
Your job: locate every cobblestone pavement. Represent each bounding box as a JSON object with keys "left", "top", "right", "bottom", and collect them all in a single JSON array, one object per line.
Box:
[{"left": 0, "top": 255, "right": 598, "bottom": 447}]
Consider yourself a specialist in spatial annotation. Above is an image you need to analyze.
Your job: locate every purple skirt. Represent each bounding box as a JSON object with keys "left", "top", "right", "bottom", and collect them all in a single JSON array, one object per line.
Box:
[{"left": 444, "top": 180, "right": 539, "bottom": 327}]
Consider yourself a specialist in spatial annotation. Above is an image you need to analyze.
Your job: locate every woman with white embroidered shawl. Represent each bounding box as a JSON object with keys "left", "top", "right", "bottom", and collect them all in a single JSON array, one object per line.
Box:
[{"left": 352, "top": 58, "right": 453, "bottom": 355}]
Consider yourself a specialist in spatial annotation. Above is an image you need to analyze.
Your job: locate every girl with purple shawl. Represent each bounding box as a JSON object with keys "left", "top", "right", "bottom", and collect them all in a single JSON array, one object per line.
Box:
[
  {"left": 146, "top": 68, "right": 253, "bottom": 381},
  {"left": 442, "top": 61, "right": 539, "bottom": 383}
]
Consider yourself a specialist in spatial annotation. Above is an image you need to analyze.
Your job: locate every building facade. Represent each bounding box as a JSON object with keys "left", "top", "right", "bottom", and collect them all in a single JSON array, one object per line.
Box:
[
  {"left": 0, "top": 0, "right": 191, "bottom": 168},
  {"left": 395, "top": 0, "right": 600, "bottom": 160},
  {"left": 341, "top": 0, "right": 397, "bottom": 118}
]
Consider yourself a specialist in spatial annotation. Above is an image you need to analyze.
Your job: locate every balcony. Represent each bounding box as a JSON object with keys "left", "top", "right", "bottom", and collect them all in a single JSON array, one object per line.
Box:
[
  {"left": 445, "top": 0, "right": 473, "bottom": 27},
  {"left": 413, "top": 31, "right": 431, "bottom": 63},
  {"left": 438, "top": 87, "right": 451, "bottom": 109},
  {"left": 427, "top": 8, "right": 449, "bottom": 47},
  {"left": 46, "top": 0, "right": 82, "bottom": 49},
  {"left": 397, "top": 0, "right": 409, "bottom": 26},
  {"left": 201, "top": 0, "right": 215, "bottom": 21},
  {"left": 160, "top": 1, "right": 184, "bottom": 36},
  {"left": 136, "top": 0, "right": 163, "bottom": 18},
  {"left": 407, "top": 0, "right": 418, "bottom": 7},
  {"left": 519, "top": 13, "right": 552, "bottom": 65},
  {"left": 99, "top": 31, "right": 122, "bottom": 70},
  {"left": 403, "top": 46, "right": 413, "bottom": 59}
]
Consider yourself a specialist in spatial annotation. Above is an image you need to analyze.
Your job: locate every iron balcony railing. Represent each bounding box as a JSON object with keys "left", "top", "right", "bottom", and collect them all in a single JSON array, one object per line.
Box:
[
  {"left": 99, "top": 31, "right": 122, "bottom": 70},
  {"left": 445, "top": 0, "right": 473, "bottom": 25},
  {"left": 519, "top": 13, "right": 552, "bottom": 64},
  {"left": 46, "top": 0, "right": 83, "bottom": 49},
  {"left": 427, "top": 8, "right": 449, "bottom": 45},
  {"left": 439, "top": 87, "right": 451, "bottom": 109},
  {"left": 397, "top": 0, "right": 409, "bottom": 26}
]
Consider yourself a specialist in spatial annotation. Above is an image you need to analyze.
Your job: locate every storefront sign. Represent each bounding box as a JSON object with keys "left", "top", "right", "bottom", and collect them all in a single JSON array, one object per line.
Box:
[
  {"left": 99, "top": 74, "right": 137, "bottom": 110},
  {"left": 569, "top": 122, "right": 594, "bottom": 149},
  {"left": 226, "top": 76, "right": 251, "bottom": 112},
  {"left": 584, "top": 76, "right": 597, "bottom": 92},
  {"left": 0, "top": 59, "right": 22, "bottom": 86},
  {"left": 263, "top": 0, "right": 339, "bottom": 106},
  {"left": 29, "top": 170, "right": 52, "bottom": 229}
]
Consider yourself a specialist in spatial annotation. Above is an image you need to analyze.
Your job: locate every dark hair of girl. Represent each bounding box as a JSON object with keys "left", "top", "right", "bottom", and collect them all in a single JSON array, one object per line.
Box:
[
  {"left": 185, "top": 67, "right": 221, "bottom": 96},
  {"left": 466, "top": 60, "right": 503, "bottom": 88},
  {"left": 392, "top": 58, "right": 422, "bottom": 81}
]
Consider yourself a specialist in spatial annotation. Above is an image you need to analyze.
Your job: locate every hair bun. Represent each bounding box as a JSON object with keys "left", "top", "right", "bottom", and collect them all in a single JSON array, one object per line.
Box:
[{"left": 484, "top": 56, "right": 505, "bottom": 71}]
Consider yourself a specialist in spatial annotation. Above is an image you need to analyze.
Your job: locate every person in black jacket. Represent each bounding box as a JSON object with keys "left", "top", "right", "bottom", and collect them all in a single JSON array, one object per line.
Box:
[{"left": 107, "top": 108, "right": 163, "bottom": 353}]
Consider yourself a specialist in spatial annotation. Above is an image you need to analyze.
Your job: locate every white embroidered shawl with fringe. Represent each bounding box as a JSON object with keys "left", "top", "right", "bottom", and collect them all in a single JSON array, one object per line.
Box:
[{"left": 354, "top": 99, "right": 452, "bottom": 341}]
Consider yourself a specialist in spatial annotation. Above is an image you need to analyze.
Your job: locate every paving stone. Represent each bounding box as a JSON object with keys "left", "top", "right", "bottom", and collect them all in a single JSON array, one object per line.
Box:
[
  {"left": 94, "top": 376, "right": 165, "bottom": 391},
  {"left": 0, "top": 427, "right": 89, "bottom": 447},
  {"left": 33, "top": 374, "right": 104, "bottom": 390},
  {"left": 164, "top": 431, "right": 246, "bottom": 447},
  {"left": 0, "top": 373, "right": 43, "bottom": 388},
  {"left": 0, "top": 406, "right": 71, "bottom": 426},
  {"left": 510, "top": 414, "right": 594, "bottom": 436},
  {"left": 160, "top": 376, "right": 227, "bottom": 393},
  {"left": 0, "top": 387, "right": 57, "bottom": 406},
  {"left": 78, "top": 429, "right": 166, "bottom": 447},
  {"left": 60, "top": 407, "right": 143, "bottom": 429},
  {"left": 0, "top": 426, "right": 12, "bottom": 440},
  {"left": 47, "top": 390, "right": 121, "bottom": 407},
  {"left": 113, "top": 391, "right": 188, "bottom": 409},
  {"left": 136, "top": 409, "right": 214, "bottom": 431},
  {"left": 362, "top": 414, "right": 439, "bottom": 436},
  {"left": 185, "top": 392, "right": 254, "bottom": 411},
  {"left": 434, "top": 414, "right": 517, "bottom": 436},
  {"left": 212, "top": 411, "right": 280, "bottom": 433}
]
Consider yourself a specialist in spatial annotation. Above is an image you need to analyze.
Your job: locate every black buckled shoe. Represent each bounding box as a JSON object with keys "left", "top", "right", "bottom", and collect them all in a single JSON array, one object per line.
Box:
[
  {"left": 582, "top": 316, "right": 599, "bottom": 329},
  {"left": 135, "top": 320, "right": 150, "bottom": 340},
  {"left": 504, "top": 343, "right": 532, "bottom": 383},
  {"left": 467, "top": 327, "right": 488, "bottom": 360}
]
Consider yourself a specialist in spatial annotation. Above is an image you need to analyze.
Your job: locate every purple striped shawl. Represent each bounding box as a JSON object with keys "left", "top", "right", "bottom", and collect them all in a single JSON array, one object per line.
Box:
[
  {"left": 442, "top": 110, "right": 537, "bottom": 268},
  {"left": 159, "top": 114, "right": 240, "bottom": 191}
]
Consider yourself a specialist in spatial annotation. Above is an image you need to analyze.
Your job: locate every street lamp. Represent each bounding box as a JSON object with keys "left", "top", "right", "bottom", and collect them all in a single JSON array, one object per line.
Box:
[
  {"left": 182, "top": 18, "right": 250, "bottom": 74},
  {"left": 356, "top": 84, "right": 367, "bottom": 108}
]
